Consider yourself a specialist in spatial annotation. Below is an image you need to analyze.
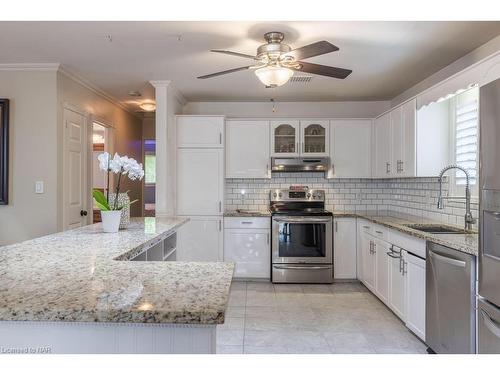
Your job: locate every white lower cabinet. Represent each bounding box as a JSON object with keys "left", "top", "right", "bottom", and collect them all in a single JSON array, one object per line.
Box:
[
  {"left": 360, "top": 231, "right": 376, "bottom": 292},
  {"left": 177, "top": 216, "right": 223, "bottom": 262},
  {"left": 223, "top": 217, "right": 270, "bottom": 279},
  {"left": 388, "top": 248, "right": 407, "bottom": 320},
  {"left": 333, "top": 218, "right": 357, "bottom": 279},
  {"left": 405, "top": 252, "right": 426, "bottom": 340},
  {"left": 374, "top": 238, "right": 390, "bottom": 304}
]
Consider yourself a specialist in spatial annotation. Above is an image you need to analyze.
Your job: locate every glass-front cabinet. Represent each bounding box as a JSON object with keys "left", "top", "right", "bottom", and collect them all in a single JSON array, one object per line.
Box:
[
  {"left": 270, "top": 120, "right": 329, "bottom": 157},
  {"left": 300, "top": 120, "right": 329, "bottom": 156},
  {"left": 270, "top": 121, "right": 300, "bottom": 157}
]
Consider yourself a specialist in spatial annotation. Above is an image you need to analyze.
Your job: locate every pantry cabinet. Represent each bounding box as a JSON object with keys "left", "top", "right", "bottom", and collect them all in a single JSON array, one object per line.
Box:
[
  {"left": 176, "top": 216, "right": 223, "bottom": 262},
  {"left": 333, "top": 217, "right": 357, "bottom": 279},
  {"left": 270, "top": 120, "right": 300, "bottom": 157},
  {"left": 177, "top": 148, "right": 224, "bottom": 216},
  {"left": 177, "top": 115, "right": 224, "bottom": 148},
  {"left": 226, "top": 120, "right": 270, "bottom": 178},
  {"left": 329, "top": 119, "right": 372, "bottom": 178}
]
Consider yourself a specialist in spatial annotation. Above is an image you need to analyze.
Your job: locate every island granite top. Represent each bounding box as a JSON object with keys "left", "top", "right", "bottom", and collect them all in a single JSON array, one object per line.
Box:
[{"left": 0, "top": 217, "right": 234, "bottom": 325}]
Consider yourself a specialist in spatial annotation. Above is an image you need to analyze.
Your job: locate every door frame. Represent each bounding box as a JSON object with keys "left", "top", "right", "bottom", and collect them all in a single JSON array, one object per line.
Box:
[{"left": 88, "top": 115, "right": 114, "bottom": 223}]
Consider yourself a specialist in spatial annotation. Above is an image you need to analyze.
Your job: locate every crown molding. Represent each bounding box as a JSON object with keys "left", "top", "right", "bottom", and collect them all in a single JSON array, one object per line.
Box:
[
  {"left": 58, "top": 65, "right": 138, "bottom": 117},
  {"left": 0, "top": 63, "right": 61, "bottom": 71}
]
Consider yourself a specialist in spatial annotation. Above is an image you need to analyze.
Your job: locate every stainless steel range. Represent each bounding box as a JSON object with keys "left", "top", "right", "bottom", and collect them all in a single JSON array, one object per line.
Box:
[{"left": 270, "top": 188, "right": 333, "bottom": 284}]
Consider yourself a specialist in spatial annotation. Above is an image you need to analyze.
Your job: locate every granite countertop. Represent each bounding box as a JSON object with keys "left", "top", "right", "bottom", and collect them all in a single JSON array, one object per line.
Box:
[
  {"left": 224, "top": 210, "right": 271, "bottom": 217},
  {"left": 0, "top": 217, "right": 234, "bottom": 325},
  {"left": 333, "top": 210, "right": 478, "bottom": 256}
]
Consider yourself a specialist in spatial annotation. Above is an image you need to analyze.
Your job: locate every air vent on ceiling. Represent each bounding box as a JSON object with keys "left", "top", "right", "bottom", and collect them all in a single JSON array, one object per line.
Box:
[{"left": 289, "top": 76, "right": 313, "bottom": 83}]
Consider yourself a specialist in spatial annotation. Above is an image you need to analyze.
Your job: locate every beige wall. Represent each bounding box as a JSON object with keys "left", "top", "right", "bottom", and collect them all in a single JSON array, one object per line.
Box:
[
  {"left": 142, "top": 115, "right": 155, "bottom": 140},
  {"left": 57, "top": 72, "right": 144, "bottom": 217},
  {"left": 0, "top": 70, "right": 59, "bottom": 245}
]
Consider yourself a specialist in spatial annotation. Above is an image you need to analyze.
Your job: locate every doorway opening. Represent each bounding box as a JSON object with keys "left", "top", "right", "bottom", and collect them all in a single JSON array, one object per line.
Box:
[{"left": 91, "top": 122, "right": 108, "bottom": 223}]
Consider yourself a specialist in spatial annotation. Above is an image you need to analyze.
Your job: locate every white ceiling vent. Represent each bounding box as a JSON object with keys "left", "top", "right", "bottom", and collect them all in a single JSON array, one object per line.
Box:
[{"left": 289, "top": 76, "right": 313, "bottom": 83}]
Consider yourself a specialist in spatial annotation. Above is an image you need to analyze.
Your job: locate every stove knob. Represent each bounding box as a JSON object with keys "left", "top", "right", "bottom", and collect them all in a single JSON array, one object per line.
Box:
[
  {"left": 273, "top": 192, "right": 277, "bottom": 198},
  {"left": 307, "top": 193, "right": 311, "bottom": 198},
  {"left": 278, "top": 193, "right": 283, "bottom": 198}
]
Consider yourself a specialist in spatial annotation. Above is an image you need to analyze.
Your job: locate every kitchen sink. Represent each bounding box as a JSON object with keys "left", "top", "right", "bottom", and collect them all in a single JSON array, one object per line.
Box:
[{"left": 403, "top": 223, "right": 472, "bottom": 235}]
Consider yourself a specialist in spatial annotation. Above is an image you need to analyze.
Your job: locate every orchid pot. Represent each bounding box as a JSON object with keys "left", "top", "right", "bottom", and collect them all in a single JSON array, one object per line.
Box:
[
  {"left": 100, "top": 210, "right": 122, "bottom": 233},
  {"left": 93, "top": 152, "right": 144, "bottom": 233}
]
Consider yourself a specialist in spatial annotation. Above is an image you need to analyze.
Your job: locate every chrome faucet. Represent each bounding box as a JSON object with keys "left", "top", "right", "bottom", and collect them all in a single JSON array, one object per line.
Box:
[{"left": 437, "top": 164, "right": 476, "bottom": 231}]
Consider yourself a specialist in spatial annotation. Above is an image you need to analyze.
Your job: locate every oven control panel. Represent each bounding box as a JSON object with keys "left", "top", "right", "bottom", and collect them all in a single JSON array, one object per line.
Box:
[{"left": 270, "top": 189, "right": 325, "bottom": 202}]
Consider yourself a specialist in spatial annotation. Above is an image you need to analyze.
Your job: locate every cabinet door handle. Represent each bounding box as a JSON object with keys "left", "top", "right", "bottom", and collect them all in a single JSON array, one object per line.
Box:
[
  {"left": 219, "top": 201, "right": 222, "bottom": 213},
  {"left": 386, "top": 162, "right": 391, "bottom": 174},
  {"left": 241, "top": 221, "right": 253, "bottom": 224},
  {"left": 219, "top": 132, "right": 222, "bottom": 144},
  {"left": 267, "top": 233, "right": 270, "bottom": 244},
  {"left": 363, "top": 225, "right": 370, "bottom": 229},
  {"left": 302, "top": 142, "right": 305, "bottom": 153},
  {"left": 335, "top": 221, "right": 338, "bottom": 233},
  {"left": 219, "top": 220, "right": 222, "bottom": 232},
  {"left": 296, "top": 142, "right": 299, "bottom": 153},
  {"left": 375, "top": 230, "right": 383, "bottom": 235}
]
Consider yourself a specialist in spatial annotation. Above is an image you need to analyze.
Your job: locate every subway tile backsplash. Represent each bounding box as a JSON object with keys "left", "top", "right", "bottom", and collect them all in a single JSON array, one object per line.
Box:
[{"left": 225, "top": 173, "right": 479, "bottom": 228}]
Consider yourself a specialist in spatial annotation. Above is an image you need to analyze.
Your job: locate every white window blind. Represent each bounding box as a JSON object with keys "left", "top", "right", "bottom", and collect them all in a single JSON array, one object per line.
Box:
[{"left": 454, "top": 96, "right": 478, "bottom": 186}]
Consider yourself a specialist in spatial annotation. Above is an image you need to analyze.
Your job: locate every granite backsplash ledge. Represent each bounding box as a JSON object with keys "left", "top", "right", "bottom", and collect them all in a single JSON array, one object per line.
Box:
[{"left": 225, "top": 173, "right": 479, "bottom": 229}]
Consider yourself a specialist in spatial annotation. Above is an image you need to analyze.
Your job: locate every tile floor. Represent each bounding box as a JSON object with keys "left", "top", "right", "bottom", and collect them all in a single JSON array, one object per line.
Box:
[{"left": 216, "top": 281, "right": 428, "bottom": 354}]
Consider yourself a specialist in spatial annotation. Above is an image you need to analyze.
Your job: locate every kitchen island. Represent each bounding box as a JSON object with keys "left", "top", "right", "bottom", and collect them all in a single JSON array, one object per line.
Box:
[{"left": 0, "top": 217, "right": 234, "bottom": 354}]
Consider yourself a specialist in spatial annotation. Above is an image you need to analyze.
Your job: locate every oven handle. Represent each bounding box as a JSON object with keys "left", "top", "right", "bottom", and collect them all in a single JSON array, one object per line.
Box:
[
  {"left": 273, "top": 265, "right": 332, "bottom": 270},
  {"left": 273, "top": 217, "right": 332, "bottom": 223}
]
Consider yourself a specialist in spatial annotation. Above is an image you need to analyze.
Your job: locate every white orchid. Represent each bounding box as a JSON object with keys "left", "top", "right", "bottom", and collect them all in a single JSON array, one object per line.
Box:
[{"left": 94, "top": 152, "right": 145, "bottom": 211}]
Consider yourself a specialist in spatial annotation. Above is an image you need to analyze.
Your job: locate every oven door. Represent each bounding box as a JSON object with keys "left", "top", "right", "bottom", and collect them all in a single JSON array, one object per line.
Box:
[{"left": 272, "top": 216, "right": 332, "bottom": 264}]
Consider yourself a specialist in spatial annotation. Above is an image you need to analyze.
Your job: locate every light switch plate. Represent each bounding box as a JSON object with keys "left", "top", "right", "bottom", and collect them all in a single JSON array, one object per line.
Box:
[{"left": 35, "top": 181, "right": 44, "bottom": 194}]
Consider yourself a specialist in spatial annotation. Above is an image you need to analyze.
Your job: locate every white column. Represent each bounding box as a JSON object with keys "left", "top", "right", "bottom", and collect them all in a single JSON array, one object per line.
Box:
[{"left": 150, "top": 80, "right": 172, "bottom": 217}]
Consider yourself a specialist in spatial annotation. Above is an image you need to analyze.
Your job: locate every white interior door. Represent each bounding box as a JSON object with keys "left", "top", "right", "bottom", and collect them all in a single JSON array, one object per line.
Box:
[{"left": 64, "top": 108, "right": 87, "bottom": 230}]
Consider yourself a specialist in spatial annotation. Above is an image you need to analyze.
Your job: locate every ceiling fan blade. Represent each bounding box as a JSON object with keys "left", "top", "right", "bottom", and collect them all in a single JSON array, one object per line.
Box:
[
  {"left": 293, "top": 61, "right": 352, "bottom": 79},
  {"left": 197, "top": 66, "right": 251, "bottom": 79},
  {"left": 210, "top": 49, "right": 257, "bottom": 60},
  {"left": 282, "top": 41, "right": 339, "bottom": 60}
]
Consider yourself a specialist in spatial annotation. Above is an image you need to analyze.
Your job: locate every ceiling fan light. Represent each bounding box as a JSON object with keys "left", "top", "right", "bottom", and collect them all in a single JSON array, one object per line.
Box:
[{"left": 255, "top": 66, "right": 293, "bottom": 87}]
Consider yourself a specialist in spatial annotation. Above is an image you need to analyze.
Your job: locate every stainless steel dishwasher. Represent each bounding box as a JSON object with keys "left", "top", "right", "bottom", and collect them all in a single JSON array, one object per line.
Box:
[{"left": 426, "top": 242, "right": 476, "bottom": 354}]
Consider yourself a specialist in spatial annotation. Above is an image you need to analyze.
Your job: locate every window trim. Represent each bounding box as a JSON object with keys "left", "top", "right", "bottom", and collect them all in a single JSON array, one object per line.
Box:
[{"left": 448, "top": 88, "right": 479, "bottom": 199}]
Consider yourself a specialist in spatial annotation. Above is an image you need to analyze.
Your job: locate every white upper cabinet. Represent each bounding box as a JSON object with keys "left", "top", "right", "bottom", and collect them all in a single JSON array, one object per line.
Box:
[
  {"left": 177, "top": 116, "right": 224, "bottom": 148},
  {"left": 226, "top": 120, "right": 270, "bottom": 178},
  {"left": 373, "top": 99, "right": 417, "bottom": 178},
  {"left": 329, "top": 119, "right": 372, "bottom": 178},
  {"left": 373, "top": 113, "right": 392, "bottom": 177},
  {"left": 270, "top": 120, "right": 300, "bottom": 157},
  {"left": 401, "top": 99, "right": 417, "bottom": 177},
  {"left": 177, "top": 148, "right": 224, "bottom": 216},
  {"left": 300, "top": 120, "right": 329, "bottom": 157}
]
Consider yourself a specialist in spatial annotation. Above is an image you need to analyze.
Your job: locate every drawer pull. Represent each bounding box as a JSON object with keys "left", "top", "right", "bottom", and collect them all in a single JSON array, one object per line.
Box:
[
  {"left": 241, "top": 221, "right": 254, "bottom": 224},
  {"left": 375, "top": 230, "right": 383, "bottom": 234}
]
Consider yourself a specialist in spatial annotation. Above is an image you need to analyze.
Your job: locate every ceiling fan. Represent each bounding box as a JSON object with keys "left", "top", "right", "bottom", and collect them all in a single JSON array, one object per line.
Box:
[{"left": 197, "top": 31, "right": 352, "bottom": 87}]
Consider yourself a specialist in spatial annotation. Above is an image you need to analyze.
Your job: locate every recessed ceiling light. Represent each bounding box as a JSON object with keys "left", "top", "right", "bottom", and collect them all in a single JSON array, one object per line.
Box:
[
  {"left": 139, "top": 102, "right": 156, "bottom": 112},
  {"left": 128, "top": 91, "right": 142, "bottom": 97}
]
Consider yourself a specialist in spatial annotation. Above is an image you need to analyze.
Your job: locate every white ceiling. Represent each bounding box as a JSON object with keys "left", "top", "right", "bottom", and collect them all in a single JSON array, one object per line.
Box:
[{"left": 1, "top": 21, "right": 499, "bottom": 110}]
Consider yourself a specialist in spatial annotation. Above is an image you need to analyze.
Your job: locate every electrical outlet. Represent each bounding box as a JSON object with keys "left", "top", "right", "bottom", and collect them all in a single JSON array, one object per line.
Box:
[{"left": 35, "top": 181, "right": 44, "bottom": 194}]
